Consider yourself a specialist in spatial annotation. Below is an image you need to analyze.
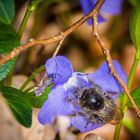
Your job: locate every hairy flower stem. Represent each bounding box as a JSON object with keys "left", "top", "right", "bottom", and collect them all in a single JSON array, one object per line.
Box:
[{"left": 113, "top": 55, "right": 140, "bottom": 140}]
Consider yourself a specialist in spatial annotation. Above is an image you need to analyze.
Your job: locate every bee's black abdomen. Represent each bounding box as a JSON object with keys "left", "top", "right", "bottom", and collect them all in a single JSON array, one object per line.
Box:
[{"left": 80, "top": 88, "right": 104, "bottom": 111}]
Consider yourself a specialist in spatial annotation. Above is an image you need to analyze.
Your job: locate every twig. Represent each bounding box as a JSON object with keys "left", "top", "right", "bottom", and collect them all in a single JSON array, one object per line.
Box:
[
  {"left": 53, "top": 32, "right": 65, "bottom": 57},
  {"left": 0, "top": 0, "right": 104, "bottom": 65},
  {"left": 92, "top": 4, "right": 140, "bottom": 117}
]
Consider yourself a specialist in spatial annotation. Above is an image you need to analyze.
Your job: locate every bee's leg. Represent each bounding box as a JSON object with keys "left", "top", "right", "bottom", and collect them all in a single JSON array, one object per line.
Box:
[
  {"left": 68, "top": 112, "right": 95, "bottom": 129},
  {"left": 104, "top": 91, "right": 119, "bottom": 97},
  {"left": 67, "top": 112, "right": 86, "bottom": 118},
  {"left": 84, "top": 115, "right": 95, "bottom": 128},
  {"left": 64, "top": 97, "right": 79, "bottom": 104}
]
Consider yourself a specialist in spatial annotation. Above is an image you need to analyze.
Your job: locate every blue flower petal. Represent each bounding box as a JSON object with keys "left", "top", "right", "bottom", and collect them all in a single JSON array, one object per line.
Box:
[
  {"left": 100, "top": 0, "right": 123, "bottom": 15},
  {"left": 80, "top": 0, "right": 123, "bottom": 16},
  {"left": 79, "top": 0, "right": 95, "bottom": 15},
  {"left": 79, "top": 0, "right": 123, "bottom": 25},
  {"left": 87, "top": 60, "right": 127, "bottom": 93},
  {"left": 71, "top": 116, "right": 101, "bottom": 132},
  {"left": 38, "top": 86, "right": 79, "bottom": 125},
  {"left": 98, "top": 14, "right": 106, "bottom": 23},
  {"left": 65, "top": 72, "right": 89, "bottom": 88},
  {"left": 39, "top": 57, "right": 127, "bottom": 131},
  {"left": 63, "top": 72, "right": 91, "bottom": 95},
  {"left": 79, "top": 0, "right": 105, "bottom": 24},
  {"left": 45, "top": 56, "right": 73, "bottom": 86}
]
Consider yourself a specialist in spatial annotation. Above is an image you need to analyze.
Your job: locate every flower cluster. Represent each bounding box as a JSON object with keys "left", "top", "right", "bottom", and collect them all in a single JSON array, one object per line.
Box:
[
  {"left": 38, "top": 56, "right": 127, "bottom": 132},
  {"left": 79, "top": 0, "right": 123, "bottom": 24}
]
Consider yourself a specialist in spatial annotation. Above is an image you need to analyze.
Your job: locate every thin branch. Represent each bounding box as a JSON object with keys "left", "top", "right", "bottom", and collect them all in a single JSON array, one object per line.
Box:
[
  {"left": 53, "top": 32, "right": 65, "bottom": 57},
  {"left": 92, "top": 5, "right": 140, "bottom": 117},
  {"left": 0, "top": 0, "right": 104, "bottom": 65}
]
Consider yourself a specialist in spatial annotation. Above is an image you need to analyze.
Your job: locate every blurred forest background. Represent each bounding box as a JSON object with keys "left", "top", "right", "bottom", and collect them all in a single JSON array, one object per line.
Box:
[{"left": 0, "top": 0, "right": 140, "bottom": 140}]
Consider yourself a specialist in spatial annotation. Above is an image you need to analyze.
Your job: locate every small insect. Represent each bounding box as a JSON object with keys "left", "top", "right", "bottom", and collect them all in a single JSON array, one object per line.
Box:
[
  {"left": 35, "top": 73, "right": 56, "bottom": 96},
  {"left": 35, "top": 58, "right": 60, "bottom": 96},
  {"left": 66, "top": 82, "right": 123, "bottom": 127}
]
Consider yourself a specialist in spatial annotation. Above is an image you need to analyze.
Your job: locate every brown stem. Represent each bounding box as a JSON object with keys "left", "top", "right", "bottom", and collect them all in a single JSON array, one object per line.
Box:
[
  {"left": 53, "top": 32, "right": 65, "bottom": 57},
  {"left": 0, "top": 0, "right": 104, "bottom": 65},
  {"left": 92, "top": 4, "right": 140, "bottom": 117}
]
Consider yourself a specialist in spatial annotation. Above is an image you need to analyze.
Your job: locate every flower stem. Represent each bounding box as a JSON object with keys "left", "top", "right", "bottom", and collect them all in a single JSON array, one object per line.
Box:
[
  {"left": 113, "top": 55, "right": 139, "bottom": 140},
  {"left": 20, "top": 65, "right": 45, "bottom": 91},
  {"left": 127, "top": 56, "right": 139, "bottom": 89},
  {"left": 18, "top": 8, "right": 32, "bottom": 38},
  {"left": 5, "top": 65, "right": 14, "bottom": 86},
  {"left": 113, "top": 120, "right": 122, "bottom": 140},
  {"left": 18, "top": 0, "right": 42, "bottom": 38}
]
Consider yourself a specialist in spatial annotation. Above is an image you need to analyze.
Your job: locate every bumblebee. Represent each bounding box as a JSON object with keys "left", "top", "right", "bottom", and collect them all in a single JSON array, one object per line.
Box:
[{"left": 67, "top": 83, "right": 123, "bottom": 126}]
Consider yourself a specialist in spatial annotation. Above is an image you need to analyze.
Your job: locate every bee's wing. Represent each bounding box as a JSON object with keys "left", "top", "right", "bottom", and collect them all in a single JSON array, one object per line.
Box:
[{"left": 108, "top": 104, "right": 124, "bottom": 125}]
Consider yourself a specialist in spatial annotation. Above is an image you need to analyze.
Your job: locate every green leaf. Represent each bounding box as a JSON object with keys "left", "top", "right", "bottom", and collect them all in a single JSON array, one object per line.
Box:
[
  {"left": 24, "top": 87, "right": 50, "bottom": 108},
  {"left": 0, "top": 24, "right": 20, "bottom": 81},
  {"left": 0, "top": 58, "right": 16, "bottom": 81},
  {"left": 0, "top": 0, "right": 15, "bottom": 24},
  {"left": 128, "top": 0, "right": 140, "bottom": 7},
  {"left": 130, "top": 6, "right": 140, "bottom": 58},
  {"left": 0, "top": 85, "right": 32, "bottom": 127},
  {"left": 127, "top": 87, "right": 140, "bottom": 108},
  {"left": 0, "top": 24, "right": 19, "bottom": 54}
]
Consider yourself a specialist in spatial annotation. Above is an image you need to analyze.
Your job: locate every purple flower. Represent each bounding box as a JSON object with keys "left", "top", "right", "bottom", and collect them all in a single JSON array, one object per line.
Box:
[
  {"left": 38, "top": 56, "right": 127, "bottom": 132},
  {"left": 79, "top": 0, "right": 123, "bottom": 24}
]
